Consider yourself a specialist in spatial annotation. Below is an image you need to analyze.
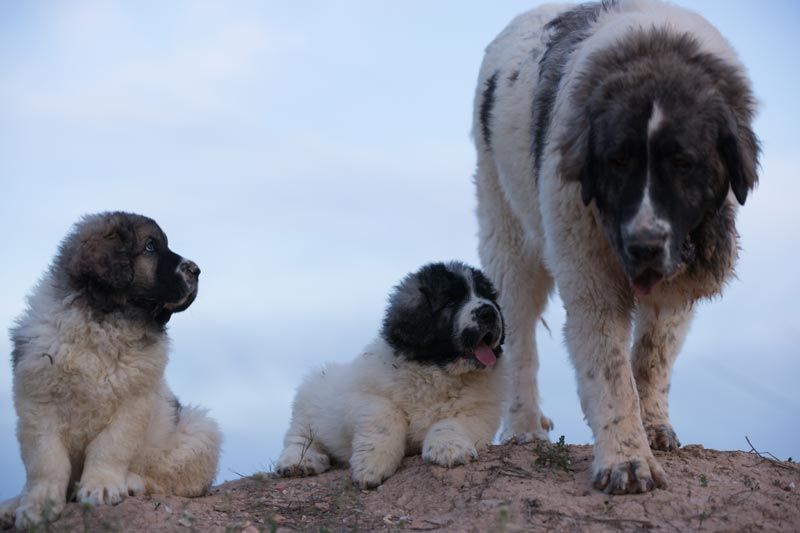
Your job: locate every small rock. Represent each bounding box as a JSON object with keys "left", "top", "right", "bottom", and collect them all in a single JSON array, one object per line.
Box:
[
  {"left": 163, "top": 505, "right": 173, "bottom": 514},
  {"left": 241, "top": 521, "right": 258, "bottom": 533},
  {"left": 785, "top": 481, "right": 796, "bottom": 492},
  {"left": 314, "top": 502, "right": 330, "bottom": 511},
  {"left": 272, "top": 514, "right": 286, "bottom": 524}
]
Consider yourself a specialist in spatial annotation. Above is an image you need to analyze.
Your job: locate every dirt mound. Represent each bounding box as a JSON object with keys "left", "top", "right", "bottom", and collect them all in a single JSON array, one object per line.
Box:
[{"left": 16, "top": 442, "right": 800, "bottom": 532}]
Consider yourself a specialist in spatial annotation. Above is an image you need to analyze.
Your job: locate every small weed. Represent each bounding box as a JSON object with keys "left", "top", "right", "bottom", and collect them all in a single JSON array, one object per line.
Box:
[
  {"left": 495, "top": 504, "right": 510, "bottom": 532},
  {"left": 772, "top": 479, "right": 782, "bottom": 487},
  {"left": 533, "top": 435, "right": 571, "bottom": 472},
  {"left": 698, "top": 510, "right": 711, "bottom": 524},
  {"left": 699, "top": 474, "right": 709, "bottom": 487}
]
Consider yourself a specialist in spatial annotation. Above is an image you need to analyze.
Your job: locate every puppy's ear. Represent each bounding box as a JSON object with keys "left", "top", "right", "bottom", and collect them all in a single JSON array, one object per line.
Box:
[
  {"left": 67, "top": 221, "right": 133, "bottom": 290},
  {"left": 381, "top": 300, "right": 434, "bottom": 353},
  {"left": 717, "top": 107, "right": 759, "bottom": 206}
]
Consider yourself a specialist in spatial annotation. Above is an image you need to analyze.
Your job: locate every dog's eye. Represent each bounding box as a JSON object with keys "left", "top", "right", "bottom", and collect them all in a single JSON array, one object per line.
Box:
[
  {"left": 144, "top": 239, "right": 157, "bottom": 253},
  {"left": 672, "top": 155, "right": 694, "bottom": 171}
]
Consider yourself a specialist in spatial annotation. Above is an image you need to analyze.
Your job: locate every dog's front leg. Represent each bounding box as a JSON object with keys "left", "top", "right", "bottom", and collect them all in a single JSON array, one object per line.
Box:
[
  {"left": 77, "top": 394, "right": 149, "bottom": 505},
  {"left": 563, "top": 294, "right": 668, "bottom": 494},
  {"left": 422, "top": 418, "right": 487, "bottom": 467},
  {"left": 349, "top": 395, "right": 407, "bottom": 489},
  {"left": 14, "top": 407, "right": 71, "bottom": 529}
]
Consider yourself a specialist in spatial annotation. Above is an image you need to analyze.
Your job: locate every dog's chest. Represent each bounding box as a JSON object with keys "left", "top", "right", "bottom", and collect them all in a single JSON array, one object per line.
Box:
[{"left": 17, "top": 312, "right": 168, "bottom": 408}]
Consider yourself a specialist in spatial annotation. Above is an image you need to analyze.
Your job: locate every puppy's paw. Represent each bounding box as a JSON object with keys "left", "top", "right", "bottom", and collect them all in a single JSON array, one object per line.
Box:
[
  {"left": 645, "top": 422, "right": 681, "bottom": 452},
  {"left": 77, "top": 473, "right": 128, "bottom": 506},
  {"left": 126, "top": 473, "right": 146, "bottom": 496},
  {"left": 422, "top": 434, "right": 478, "bottom": 468},
  {"left": 592, "top": 453, "right": 668, "bottom": 494},
  {"left": 14, "top": 484, "right": 65, "bottom": 530},
  {"left": 350, "top": 453, "right": 399, "bottom": 490},
  {"left": 276, "top": 445, "right": 330, "bottom": 478}
]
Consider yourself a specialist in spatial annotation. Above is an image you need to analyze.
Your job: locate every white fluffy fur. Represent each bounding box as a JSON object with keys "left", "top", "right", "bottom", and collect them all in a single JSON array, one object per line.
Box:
[
  {"left": 0, "top": 274, "right": 221, "bottom": 529},
  {"left": 276, "top": 336, "right": 505, "bottom": 488},
  {"left": 474, "top": 0, "right": 744, "bottom": 492}
]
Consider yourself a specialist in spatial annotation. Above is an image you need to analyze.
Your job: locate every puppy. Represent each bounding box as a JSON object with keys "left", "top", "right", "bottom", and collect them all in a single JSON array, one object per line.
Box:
[
  {"left": 0, "top": 212, "right": 221, "bottom": 529},
  {"left": 276, "top": 262, "right": 505, "bottom": 488}
]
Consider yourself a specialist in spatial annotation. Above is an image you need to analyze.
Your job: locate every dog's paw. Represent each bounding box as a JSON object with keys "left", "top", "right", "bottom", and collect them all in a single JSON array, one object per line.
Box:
[
  {"left": 349, "top": 454, "right": 399, "bottom": 490},
  {"left": 126, "top": 473, "right": 146, "bottom": 496},
  {"left": 77, "top": 474, "right": 128, "bottom": 506},
  {"left": 276, "top": 446, "right": 330, "bottom": 478},
  {"left": 0, "top": 496, "right": 19, "bottom": 529},
  {"left": 14, "top": 483, "right": 65, "bottom": 530},
  {"left": 500, "top": 412, "right": 553, "bottom": 444},
  {"left": 592, "top": 453, "right": 668, "bottom": 494},
  {"left": 422, "top": 435, "right": 478, "bottom": 468},
  {"left": 645, "top": 422, "right": 681, "bottom": 451}
]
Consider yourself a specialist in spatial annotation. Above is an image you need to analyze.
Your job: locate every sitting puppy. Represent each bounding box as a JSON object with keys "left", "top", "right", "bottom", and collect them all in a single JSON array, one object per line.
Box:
[
  {"left": 276, "top": 261, "right": 505, "bottom": 488},
  {"left": 0, "top": 212, "right": 221, "bottom": 530}
]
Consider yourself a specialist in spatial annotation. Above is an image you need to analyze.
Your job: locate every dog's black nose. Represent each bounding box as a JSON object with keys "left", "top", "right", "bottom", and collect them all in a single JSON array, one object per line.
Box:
[
  {"left": 625, "top": 231, "right": 667, "bottom": 264},
  {"left": 475, "top": 304, "right": 497, "bottom": 323},
  {"left": 180, "top": 260, "right": 201, "bottom": 278}
]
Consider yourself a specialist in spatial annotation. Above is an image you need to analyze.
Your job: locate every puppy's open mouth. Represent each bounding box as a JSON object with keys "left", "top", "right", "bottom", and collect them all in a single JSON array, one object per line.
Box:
[{"left": 461, "top": 337, "right": 500, "bottom": 368}]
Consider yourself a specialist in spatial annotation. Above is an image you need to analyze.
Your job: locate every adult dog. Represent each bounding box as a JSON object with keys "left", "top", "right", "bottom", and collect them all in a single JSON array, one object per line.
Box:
[
  {"left": 1, "top": 212, "right": 221, "bottom": 529},
  {"left": 473, "top": 0, "right": 758, "bottom": 493},
  {"left": 276, "top": 262, "right": 505, "bottom": 488}
]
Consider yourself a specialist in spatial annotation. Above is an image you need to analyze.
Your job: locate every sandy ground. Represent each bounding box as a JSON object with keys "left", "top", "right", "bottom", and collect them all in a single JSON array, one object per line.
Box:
[{"left": 5, "top": 441, "right": 799, "bottom": 532}]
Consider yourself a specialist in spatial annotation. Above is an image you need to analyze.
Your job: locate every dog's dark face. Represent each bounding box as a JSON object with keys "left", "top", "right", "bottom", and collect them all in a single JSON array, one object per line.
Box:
[
  {"left": 381, "top": 262, "right": 504, "bottom": 374},
  {"left": 558, "top": 31, "right": 759, "bottom": 294},
  {"left": 58, "top": 212, "right": 200, "bottom": 325}
]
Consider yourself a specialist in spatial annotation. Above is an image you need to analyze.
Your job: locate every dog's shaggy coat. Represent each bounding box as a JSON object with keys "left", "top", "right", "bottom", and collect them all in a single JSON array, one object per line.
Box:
[
  {"left": 473, "top": 0, "right": 758, "bottom": 494},
  {"left": 276, "top": 262, "right": 506, "bottom": 489},
  {"left": 0, "top": 213, "right": 221, "bottom": 529}
]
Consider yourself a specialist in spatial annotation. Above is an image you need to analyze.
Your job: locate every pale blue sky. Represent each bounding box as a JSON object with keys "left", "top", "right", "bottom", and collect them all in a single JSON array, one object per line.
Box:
[{"left": 1, "top": 1, "right": 798, "bottom": 499}]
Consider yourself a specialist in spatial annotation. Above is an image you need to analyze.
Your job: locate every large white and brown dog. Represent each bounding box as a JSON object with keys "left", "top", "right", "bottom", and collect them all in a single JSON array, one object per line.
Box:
[
  {"left": 0, "top": 212, "right": 221, "bottom": 529},
  {"left": 276, "top": 262, "right": 505, "bottom": 489},
  {"left": 473, "top": 1, "right": 758, "bottom": 493}
]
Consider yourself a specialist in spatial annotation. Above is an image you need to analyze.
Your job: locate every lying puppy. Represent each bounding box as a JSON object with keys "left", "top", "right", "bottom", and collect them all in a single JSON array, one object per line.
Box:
[
  {"left": 276, "top": 261, "right": 505, "bottom": 488},
  {"left": 0, "top": 212, "right": 221, "bottom": 529}
]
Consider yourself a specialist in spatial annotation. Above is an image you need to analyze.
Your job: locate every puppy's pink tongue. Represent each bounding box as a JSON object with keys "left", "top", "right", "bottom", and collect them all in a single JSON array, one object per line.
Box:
[{"left": 475, "top": 344, "right": 497, "bottom": 367}]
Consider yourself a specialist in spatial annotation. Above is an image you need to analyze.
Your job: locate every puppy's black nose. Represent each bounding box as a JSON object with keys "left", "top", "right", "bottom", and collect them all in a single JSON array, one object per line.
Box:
[
  {"left": 475, "top": 304, "right": 497, "bottom": 323},
  {"left": 180, "top": 260, "right": 201, "bottom": 278}
]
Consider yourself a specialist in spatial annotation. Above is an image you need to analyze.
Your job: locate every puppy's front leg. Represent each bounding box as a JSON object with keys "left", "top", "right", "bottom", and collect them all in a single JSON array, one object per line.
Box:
[
  {"left": 563, "top": 295, "right": 667, "bottom": 494},
  {"left": 14, "top": 408, "right": 71, "bottom": 529},
  {"left": 77, "top": 395, "right": 149, "bottom": 506},
  {"left": 349, "top": 395, "right": 407, "bottom": 489},
  {"left": 422, "top": 418, "right": 482, "bottom": 467}
]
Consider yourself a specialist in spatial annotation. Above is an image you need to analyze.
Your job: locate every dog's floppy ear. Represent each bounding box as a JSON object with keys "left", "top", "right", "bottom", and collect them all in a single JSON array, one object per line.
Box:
[
  {"left": 717, "top": 106, "right": 759, "bottom": 206},
  {"left": 381, "top": 297, "right": 435, "bottom": 353},
  {"left": 66, "top": 218, "right": 134, "bottom": 290},
  {"left": 557, "top": 103, "right": 595, "bottom": 206}
]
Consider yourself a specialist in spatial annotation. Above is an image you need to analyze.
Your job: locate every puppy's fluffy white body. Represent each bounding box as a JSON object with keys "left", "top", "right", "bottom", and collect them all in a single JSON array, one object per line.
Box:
[
  {"left": 1, "top": 213, "right": 221, "bottom": 529},
  {"left": 279, "top": 337, "right": 504, "bottom": 487},
  {"left": 277, "top": 262, "right": 506, "bottom": 488}
]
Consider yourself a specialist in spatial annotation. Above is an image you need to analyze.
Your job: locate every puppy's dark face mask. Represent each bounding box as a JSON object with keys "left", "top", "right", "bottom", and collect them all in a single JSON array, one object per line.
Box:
[
  {"left": 60, "top": 212, "right": 200, "bottom": 326},
  {"left": 380, "top": 262, "right": 505, "bottom": 373}
]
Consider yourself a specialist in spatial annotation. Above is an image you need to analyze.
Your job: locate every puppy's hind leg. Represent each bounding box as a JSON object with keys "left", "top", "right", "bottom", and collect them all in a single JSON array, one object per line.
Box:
[
  {"left": 276, "top": 423, "right": 331, "bottom": 478},
  {"left": 349, "top": 395, "right": 407, "bottom": 489},
  {"left": 133, "top": 405, "right": 222, "bottom": 497},
  {"left": 476, "top": 159, "right": 554, "bottom": 442}
]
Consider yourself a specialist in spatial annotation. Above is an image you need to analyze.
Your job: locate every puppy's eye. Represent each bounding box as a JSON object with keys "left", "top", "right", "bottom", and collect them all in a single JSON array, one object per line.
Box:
[{"left": 144, "top": 239, "right": 157, "bottom": 253}]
